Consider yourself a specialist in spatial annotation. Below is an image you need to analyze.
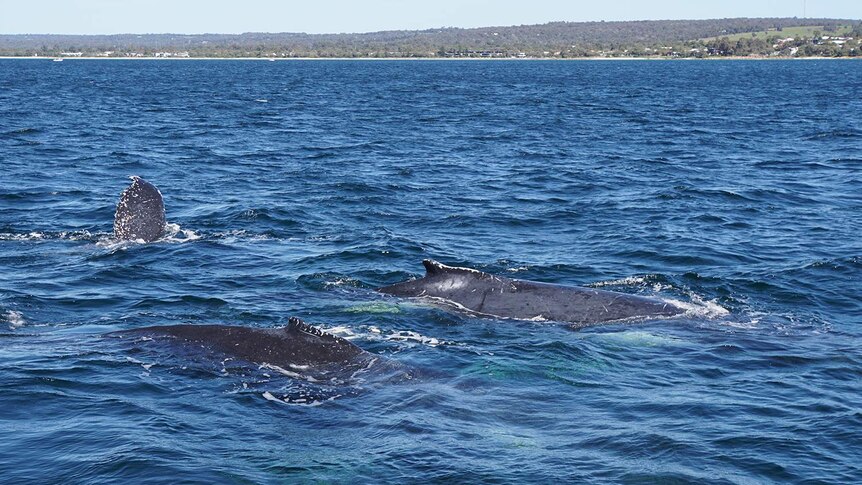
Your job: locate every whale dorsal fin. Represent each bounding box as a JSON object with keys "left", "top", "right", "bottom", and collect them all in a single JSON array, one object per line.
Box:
[
  {"left": 423, "top": 259, "right": 448, "bottom": 275},
  {"left": 286, "top": 317, "right": 334, "bottom": 339},
  {"left": 422, "top": 259, "right": 486, "bottom": 278}
]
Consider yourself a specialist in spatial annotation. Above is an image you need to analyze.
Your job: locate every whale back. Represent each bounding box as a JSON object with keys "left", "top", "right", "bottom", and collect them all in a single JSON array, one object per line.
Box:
[
  {"left": 377, "top": 260, "right": 685, "bottom": 326},
  {"left": 114, "top": 176, "right": 166, "bottom": 242},
  {"left": 115, "top": 317, "right": 366, "bottom": 368}
]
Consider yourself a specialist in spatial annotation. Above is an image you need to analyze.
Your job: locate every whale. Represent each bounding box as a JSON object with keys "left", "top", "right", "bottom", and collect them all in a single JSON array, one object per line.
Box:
[
  {"left": 109, "top": 317, "right": 407, "bottom": 380},
  {"left": 377, "top": 260, "right": 685, "bottom": 327},
  {"left": 114, "top": 176, "right": 166, "bottom": 242}
]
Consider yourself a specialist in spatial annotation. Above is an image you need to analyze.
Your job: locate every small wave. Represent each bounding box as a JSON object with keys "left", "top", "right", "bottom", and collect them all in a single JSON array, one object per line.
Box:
[
  {"left": 325, "top": 277, "right": 362, "bottom": 288},
  {"left": 0, "top": 231, "right": 49, "bottom": 241},
  {"left": 324, "top": 325, "right": 360, "bottom": 338},
  {"left": 94, "top": 222, "right": 198, "bottom": 248},
  {"left": 710, "top": 310, "right": 832, "bottom": 334},
  {"left": 803, "top": 129, "right": 861, "bottom": 141},
  {"left": 131, "top": 295, "right": 228, "bottom": 309},
  {"left": 260, "top": 363, "right": 319, "bottom": 383},
  {"left": 254, "top": 99, "right": 268, "bottom": 103},
  {"left": 0, "top": 230, "right": 101, "bottom": 242},
  {"left": 590, "top": 330, "right": 686, "bottom": 348},
  {"left": 2, "top": 127, "right": 42, "bottom": 137},
  {"left": 296, "top": 273, "right": 367, "bottom": 291},
  {"left": 210, "top": 230, "right": 277, "bottom": 243},
  {"left": 590, "top": 276, "right": 649, "bottom": 287},
  {"left": 794, "top": 255, "right": 861, "bottom": 273},
  {"left": 261, "top": 390, "right": 341, "bottom": 407},
  {"left": 385, "top": 330, "right": 445, "bottom": 347},
  {"left": 94, "top": 238, "right": 136, "bottom": 252},
  {"left": 3, "top": 310, "right": 26, "bottom": 328},
  {"left": 91, "top": 227, "right": 298, "bottom": 249},
  {"left": 589, "top": 274, "right": 675, "bottom": 295},
  {"left": 664, "top": 294, "right": 730, "bottom": 320},
  {"left": 718, "top": 318, "right": 761, "bottom": 330},
  {"left": 161, "top": 223, "right": 201, "bottom": 242},
  {"left": 125, "top": 356, "right": 156, "bottom": 372}
]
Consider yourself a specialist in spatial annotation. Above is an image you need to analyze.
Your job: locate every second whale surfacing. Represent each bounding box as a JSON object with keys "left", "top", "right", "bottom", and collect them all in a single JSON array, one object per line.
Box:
[
  {"left": 378, "top": 260, "right": 686, "bottom": 328},
  {"left": 109, "top": 317, "right": 411, "bottom": 383}
]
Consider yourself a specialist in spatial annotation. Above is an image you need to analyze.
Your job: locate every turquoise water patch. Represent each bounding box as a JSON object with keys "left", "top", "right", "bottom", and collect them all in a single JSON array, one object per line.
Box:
[
  {"left": 589, "top": 331, "right": 686, "bottom": 348},
  {"left": 343, "top": 302, "right": 403, "bottom": 314}
]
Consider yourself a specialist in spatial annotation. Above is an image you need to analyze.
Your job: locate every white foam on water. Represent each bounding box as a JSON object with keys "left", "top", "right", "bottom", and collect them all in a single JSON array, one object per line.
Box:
[
  {"left": 305, "top": 234, "right": 341, "bottom": 242},
  {"left": 324, "top": 277, "right": 360, "bottom": 288},
  {"left": 717, "top": 311, "right": 763, "bottom": 329},
  {"left": 720, "top": 320, "right": 761, "bottom": 329},
  {"left": 125, "top": 356, "right": 156, "bottom": 371},
  {"left": 59, "top": 230, "right": 96, "bottom": 241},
  {"left": 289, "top": 394, "right": 341, "bottom": 407},
  {"left": 221, "top": 357, "right": 241, "bottom": 376},
  {"left": 664, "top": 294, "right": 730, "bottom": 319},
  {"left": 212, "top": 230, "right": 276, "bottom": 244},
  {"left": 526, "top": 315, "right": 549, "bottom": 322},
  {"left": 338, "top": 323, "right": 452, "bottom": 348},
  {"left": 324, "top": 325, "right": 357, "bottom": 338},
  {"left": 590, "top": 276, "right": 649, "bottom": 287},
  {"left": 0, "top": 230, "right": 99, "bottom": 242},
  {"left": 307, "top": 395, "right": 342, "bottom": 406},
  {"left": 260, "top": 363, "right": 319, "bottom": 382},
  {"left": 386, "top": 330, "right": 442, "bottom": 346},
  {"left": 161, "top": 223, "right": 201, "bottom": 242},
  {"left": 0, "top": 232, "right": 45, "bottom": 241},
  {"left": 254, "top": 99, "right": 268, "bottom": 103},
  {"left": 651, "top": 282, "right": 672, "bottom": 292},
  {"left": 95, "top": 238, "right": 132, "bottom": 250},
  {"left": 311, "top": 322, "right": 453, "bottom": 350},
  {"left": 262, "top": 390, "right": 341, "bottom": 407},
  {"left": 94, "top": 223, "right": 199, "bottom": 248},
  {"left": 4, "top": 310, "right": 26, "bottom": 328}
]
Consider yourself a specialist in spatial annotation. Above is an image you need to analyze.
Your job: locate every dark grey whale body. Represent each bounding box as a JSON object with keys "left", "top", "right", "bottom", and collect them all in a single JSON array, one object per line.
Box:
[
  {"left": 378, "top": 260, "right": 685, "bottom": 327},
  {"left": 111, "top": 317, "right": 404, "bottom": 379},
  {"left": 114, "top": 176, "right": 166, "bottom": 242}
]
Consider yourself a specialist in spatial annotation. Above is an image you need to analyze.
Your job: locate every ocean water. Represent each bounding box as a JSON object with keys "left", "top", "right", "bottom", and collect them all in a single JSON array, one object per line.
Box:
[{"left": 1, "top": 59, "right": 860, "bottom": 484}]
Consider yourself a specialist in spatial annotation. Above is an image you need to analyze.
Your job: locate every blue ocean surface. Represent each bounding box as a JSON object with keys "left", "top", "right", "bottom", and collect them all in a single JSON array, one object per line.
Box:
[{"left": 1, "top": 59, "right": 860, "bottom": 483}]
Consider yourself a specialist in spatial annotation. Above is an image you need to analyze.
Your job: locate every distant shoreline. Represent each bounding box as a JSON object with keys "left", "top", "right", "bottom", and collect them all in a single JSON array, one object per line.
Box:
[
  {"left": 3, "top": 19, "right": 859, "bottom": 60},
  {"left": 1, "top": 56, "right": 859, "bottom": 61}
]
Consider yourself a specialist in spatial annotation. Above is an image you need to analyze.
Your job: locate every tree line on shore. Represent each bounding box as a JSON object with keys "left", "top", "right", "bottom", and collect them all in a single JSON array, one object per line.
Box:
[{"left": 1, "top": 18, "right": 859, "bottom": 58}]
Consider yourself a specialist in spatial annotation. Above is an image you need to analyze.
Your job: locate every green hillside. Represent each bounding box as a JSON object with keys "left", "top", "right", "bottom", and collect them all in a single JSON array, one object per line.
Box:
[{"left": 700, "top": 24, "right": 853, "bottom": 42}]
